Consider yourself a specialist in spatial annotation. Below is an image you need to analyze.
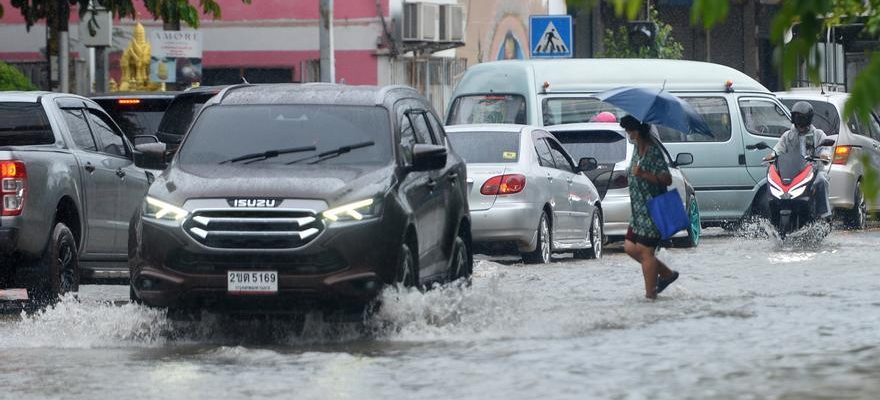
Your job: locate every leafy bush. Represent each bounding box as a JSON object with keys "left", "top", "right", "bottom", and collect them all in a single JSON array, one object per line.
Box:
[
  {"left": 0, "top": 61, "right": 37, "bottom": 91},
  {"left": 601, "top": 6, "right": 684, "bottom": 59}
]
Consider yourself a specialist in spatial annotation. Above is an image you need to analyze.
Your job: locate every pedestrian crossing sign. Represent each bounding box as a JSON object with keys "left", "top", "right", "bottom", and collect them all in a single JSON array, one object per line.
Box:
[{"left": 530, "top": 15, "right": 573, "bottom": 58}]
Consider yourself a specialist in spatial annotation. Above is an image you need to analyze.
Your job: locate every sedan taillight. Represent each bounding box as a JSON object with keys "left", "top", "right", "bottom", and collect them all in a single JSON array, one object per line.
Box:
[
  {"left": 481, "top": 174, "right": 526, "bottom": 195},
  {"left": 1, "top": 160, "right": 26, "bottom": 216},
  {"left": 832, "top": 145, "right": 852, "bottom": 165}
]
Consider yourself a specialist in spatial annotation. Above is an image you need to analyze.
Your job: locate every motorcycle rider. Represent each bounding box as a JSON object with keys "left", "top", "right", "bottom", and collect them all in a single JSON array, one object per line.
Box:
[{"left": 762, "top": 101, "right": 833, "bottom": 219}]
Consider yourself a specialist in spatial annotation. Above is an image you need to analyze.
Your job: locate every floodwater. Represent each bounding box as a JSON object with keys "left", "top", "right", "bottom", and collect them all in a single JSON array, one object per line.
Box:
[{"left": 2, "top": 226, "right": 879, "bottom": 400}]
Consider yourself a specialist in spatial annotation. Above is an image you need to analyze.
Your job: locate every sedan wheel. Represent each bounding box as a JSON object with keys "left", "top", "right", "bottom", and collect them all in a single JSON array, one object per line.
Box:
[
  {"left": 845, "top": 181, "right": 867, "bottom": 230},
  {"left": 575, "top": 210, "right": 603, "bottom": 260},
  {"left": 522, "top": 213, "right": 551, "bottom": 264}
]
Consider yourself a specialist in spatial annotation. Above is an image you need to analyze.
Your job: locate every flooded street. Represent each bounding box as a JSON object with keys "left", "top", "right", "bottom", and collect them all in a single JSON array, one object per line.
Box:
[{"left": 2, "top": 227, "right": 880, "bottom": 400}]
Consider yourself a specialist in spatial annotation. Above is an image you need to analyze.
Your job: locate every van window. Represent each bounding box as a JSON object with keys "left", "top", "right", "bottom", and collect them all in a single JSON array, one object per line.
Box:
[
  {"left": 447, "top": 94, "right": 526, "bottom": 125},
  {"left": 739, "top": 98, "right": 791, "bottom": 138},
  {"left": 780, "top": 99, "right": 840, "bottom": 136},
  {"left": 542, "top": 98, "right": 623, "bottom": 125}
]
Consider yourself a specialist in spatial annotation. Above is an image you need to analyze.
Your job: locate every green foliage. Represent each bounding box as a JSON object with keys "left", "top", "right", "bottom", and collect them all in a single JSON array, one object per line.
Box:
[
  {"left": 0, "top": 61, "right": 38, "bottom": 91},
  {"left": 601, "top": 6, "right": 683, "bottom": 59},
  {"left": 690, "top": 0, "right": 729, "bottom": 30}
]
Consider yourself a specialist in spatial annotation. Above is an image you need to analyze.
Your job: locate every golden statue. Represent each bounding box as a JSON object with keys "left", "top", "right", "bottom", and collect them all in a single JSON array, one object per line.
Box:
[{"left": 117, "top": 22, "right": 164, "bottom": 92}]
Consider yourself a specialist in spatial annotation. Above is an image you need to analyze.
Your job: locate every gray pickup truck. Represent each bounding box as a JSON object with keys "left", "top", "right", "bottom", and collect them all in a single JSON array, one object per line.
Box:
[{"left": 1, "top": 92, "right": 152, "bottom": 302}]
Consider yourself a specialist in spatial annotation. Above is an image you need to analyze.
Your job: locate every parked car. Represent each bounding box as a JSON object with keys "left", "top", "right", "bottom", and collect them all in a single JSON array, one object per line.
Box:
[
  {"left": 155, "top": 85, "right": 226, "bottom": 146},
  {"left": 776, "top": 89, "right": 880, "bottom": 228},
  {"left": 90, "top": 92, "right": 177, "bottom": 142},
  {"left": 447, "top": 59, "right": 792, "bottom": 227},
  {"left": 129, "top": 83, "right": 472, "bottom": 316},
  {"left": 445, "top": 124, "right": 604, "bottom": 263},
  {"left": 0, "top": 92, "right": 153, "bottom": 301},
  {"left": 547, "top": 122, "right": 700, "bottom": 247}
]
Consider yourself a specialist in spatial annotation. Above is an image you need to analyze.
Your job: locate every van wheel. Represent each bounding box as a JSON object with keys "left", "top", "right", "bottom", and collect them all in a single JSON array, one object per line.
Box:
[
  {"left": 522, "top": 212, "right": 551, "bottom": 264},
  {"left": 844, "top": 181, "right": 867, "bottom": 230},
  {"left": 575, "top": 210, "right": 603, "bottom": 259},
  {"left": 673, "top": 194, "right": 701, "bottom": 248},
  {"left": 447, "top": 234, "right": 473, "bottom": 284},
  {"left": 394, "top": 243, "right": 418, "bottom": 288},
  {"left": 31, "top": 223, "right": 80, "bottom": 304}
]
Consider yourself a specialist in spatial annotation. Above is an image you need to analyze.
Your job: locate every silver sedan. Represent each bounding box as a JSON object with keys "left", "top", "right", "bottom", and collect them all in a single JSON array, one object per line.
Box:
[
  {"left": 445, "top": 124, "right": 604, "bottom": 263},
  {"left": 547, "top": 122, "right": 701, "bottom": 247}
]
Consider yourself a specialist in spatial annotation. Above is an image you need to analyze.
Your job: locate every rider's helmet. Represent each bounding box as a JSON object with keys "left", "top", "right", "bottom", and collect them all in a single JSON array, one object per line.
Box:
[{"left": 790, "top": 101, "right": 814, "bottom": 129}]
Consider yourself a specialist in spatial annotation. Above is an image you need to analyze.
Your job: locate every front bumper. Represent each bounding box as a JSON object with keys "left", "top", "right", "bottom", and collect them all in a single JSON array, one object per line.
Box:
[
  {"left": 470, "top": 202, "right": 541, "bottom": 251},
  {"left": 132, "top": 215, "right": 402, "bottom": 311}
]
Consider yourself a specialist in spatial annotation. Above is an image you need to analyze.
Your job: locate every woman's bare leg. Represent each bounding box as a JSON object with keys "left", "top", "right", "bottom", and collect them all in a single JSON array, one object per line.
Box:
[{"left": 636, "top": 244, "right": 658, "bottom": 299}]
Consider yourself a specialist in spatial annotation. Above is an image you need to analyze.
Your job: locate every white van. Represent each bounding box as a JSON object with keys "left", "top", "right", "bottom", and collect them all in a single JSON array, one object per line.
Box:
[{"left": 446, "top": 59, "right": 792, "bottom": 226}]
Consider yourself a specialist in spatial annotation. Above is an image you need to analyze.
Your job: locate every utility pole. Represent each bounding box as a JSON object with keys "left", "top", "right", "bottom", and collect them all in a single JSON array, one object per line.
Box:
[{"left": 319, "top": 0, "right": 335, "bottom": 83}]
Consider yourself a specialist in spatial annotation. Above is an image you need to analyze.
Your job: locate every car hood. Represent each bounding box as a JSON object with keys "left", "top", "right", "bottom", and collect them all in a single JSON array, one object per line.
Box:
[{"left": 149, "top": 163, "right": 395, "bottom": 207}]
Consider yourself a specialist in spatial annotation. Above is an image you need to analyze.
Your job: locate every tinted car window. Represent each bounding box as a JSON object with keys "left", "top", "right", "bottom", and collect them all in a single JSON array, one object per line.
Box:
[
  {"left": 62, "top": 109, "right": 97, "bottom": 151},
  {"left": 866, "top": 114, "right": 880, "bottom": 141},
  {"left": 0, "top": 102, "right": 54, "bottom": 146},
  {"left": 408, "top": 111, "right": 434, "bottom": 144},
  {"left": 93, "top": 98, "right": 170, "bottom": 140},
  {"left": 157, "top": 93, "right": 215, "bottom": 142},
  {"left": 739, "top": 98, "right": 791, "bottom": 138},
  {"left": 780, "top": 99, "right": 840, "bottom": 136},
  {"left": 546, "top": 138, "right": 575, "bottom": 172},
  {"left": 86, "top": 110, "right": 127, "bottom": 157},
  {"left": 398, "top": 105, "right": 416, "bottom": 164},
  {"left": 552, "top": 130, "right": 627, "bottom": 164},
  {"left": 534, "top": 137, "right": 555, "bottom": 168},
  {"left": 446, "top": 131, "right": 520, "bottom": 163},
  {"left": 425, "top": 112, "right": 446, "bottom": 145},
  {"left": 179, "top": 105, "right": 392, "bottom": 166},
  {"left": 447, "top": 94, "right": 526, "bottom": 125}
]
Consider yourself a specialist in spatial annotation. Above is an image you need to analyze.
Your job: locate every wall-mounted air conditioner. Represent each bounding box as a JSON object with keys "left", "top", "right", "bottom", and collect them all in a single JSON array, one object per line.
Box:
[
  {"left": 439, "top": 4, "right": 465, "bottom": 42},
  {"left": 403, "top": 2, "right": 439, "bottom": 42}
]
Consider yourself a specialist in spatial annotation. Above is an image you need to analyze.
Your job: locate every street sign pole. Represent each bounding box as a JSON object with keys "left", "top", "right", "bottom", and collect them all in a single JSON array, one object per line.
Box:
[{"left": 319, "top": 0, "right": 335, "bottom": 83}]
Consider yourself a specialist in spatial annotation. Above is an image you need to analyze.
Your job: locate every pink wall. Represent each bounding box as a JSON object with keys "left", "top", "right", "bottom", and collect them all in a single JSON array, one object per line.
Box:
[
  {"left": 0, "top": 0, "right": 388, "bottom": 24},
  {"left": 203, "top": 50, "right": 377, "bottom": 84}
]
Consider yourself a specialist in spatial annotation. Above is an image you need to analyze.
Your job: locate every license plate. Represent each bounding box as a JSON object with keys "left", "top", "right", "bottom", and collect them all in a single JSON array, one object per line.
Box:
[{"left": 227, "top": 271, "right": 278, "bottom": 294}]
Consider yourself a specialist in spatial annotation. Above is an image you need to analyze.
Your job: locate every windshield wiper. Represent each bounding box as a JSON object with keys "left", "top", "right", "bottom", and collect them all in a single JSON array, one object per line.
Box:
[
  {"left": 220, "top": 145, "right": 317, "bottom": 164},
  {"left": 286, "top": 141, "right": 375, "bottom": 165}
]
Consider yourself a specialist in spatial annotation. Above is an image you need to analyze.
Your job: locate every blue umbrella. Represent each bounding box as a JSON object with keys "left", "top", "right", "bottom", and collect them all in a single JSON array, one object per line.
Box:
[{"left": 594, "top": 87, "right": 713, "bottom": 136}]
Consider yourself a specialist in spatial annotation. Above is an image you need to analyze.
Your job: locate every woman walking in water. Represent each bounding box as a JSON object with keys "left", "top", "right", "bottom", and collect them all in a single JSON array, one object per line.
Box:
[{"left": 619, "top": 115, "right": 679, "bottom": 299}]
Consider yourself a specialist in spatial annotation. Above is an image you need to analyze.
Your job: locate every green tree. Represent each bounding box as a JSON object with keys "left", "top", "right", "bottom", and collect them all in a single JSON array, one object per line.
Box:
[
  {"left": 0, "top": 61, "right": 38, "bottom": 91},
  {"left": 568, "top": 0, "right": 880, "bottom": 204},
  {"left": 601, "top": 6, "right": 684, "bottom": 59}
]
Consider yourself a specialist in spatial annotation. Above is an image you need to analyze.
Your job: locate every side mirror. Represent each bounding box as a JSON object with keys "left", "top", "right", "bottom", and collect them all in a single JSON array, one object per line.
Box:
[
  {"left": 576, "top": 157, "right": 599, "bottom": 172},
  {"left": 133, "top": 143, "right": 168, "bottom": 170},
  {"left": 674, "top": 153, "right": 694, "bottom": 167},
  {"left": 819, "top": 138, "right": 836, "bottom": 147},
  {"left": 410, "top": 144, "right": 447, "bottom": 171},
  {"left": 746, "top": 141, "right": 770, "bottom": 150},
  {"left": 133, "top": 135, "right": 160, "bottom": 146}
]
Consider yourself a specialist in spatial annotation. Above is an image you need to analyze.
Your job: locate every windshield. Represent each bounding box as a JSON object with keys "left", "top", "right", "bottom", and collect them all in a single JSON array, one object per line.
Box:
[
  {"left": 446, "top": 131, "right": 520, "bottom": 163},
  {"left": 551, "top": 130, "right": 627, "bottom": 164},
  {"left": 775, "top": 149, "right": 809, "bottom": 180},
  {"left": 157, "top": 94, "right": 214, "bottom": 138},
  {"left": 780, "top": 99, "right": 840, "bottom": 136},
  {"left": 178, "top": 104, "right": 392, "bottom": 166},
  {"left": 94, "top": 98, "right": 169, "bottom": 140},
  {"left": 0, "top": 102, "right": 54, "bottom": 146},
  {"left": 447, "top": 94, "right": 526, "bottom": 125}
]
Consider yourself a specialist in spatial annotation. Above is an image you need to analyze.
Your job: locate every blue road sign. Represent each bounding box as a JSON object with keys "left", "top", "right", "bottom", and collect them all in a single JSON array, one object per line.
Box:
[{"left": 530, "top": 15, "right": 573, "bottom": 58}]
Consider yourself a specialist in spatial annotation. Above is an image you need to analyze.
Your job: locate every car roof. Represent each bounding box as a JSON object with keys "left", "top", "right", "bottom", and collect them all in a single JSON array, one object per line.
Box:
[
  {"left": 456, "top": 59, "right": 768, "bottom": 94},
  {"left": 775, "top": 90, "right": 848, "bottom": 107},
  {"left": 0, "top": 91, "right": 56, "bottom": 102},
  {"left": 444, "top": 124, "right": 530, "bottom": 133},
  {"left": 545, "top": 122, "right": 625, "bottom": 133},
  {"left": 89, "top": 92, "right": 180, "bottom": 100},
  {"left": 216, "top": 83, "right": 421, "bottom": 107}
]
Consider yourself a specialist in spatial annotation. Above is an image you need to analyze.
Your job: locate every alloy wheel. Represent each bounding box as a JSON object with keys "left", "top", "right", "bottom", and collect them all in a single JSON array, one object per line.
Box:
[
  {"left": 540, "top": 217, "right": 551, "bottom": 263},
  {"left": 58, "top": 240, "right": 77, "bottom": 293},
  {"left": 591, "top": 212, "right": 603, "bottom": 259}
]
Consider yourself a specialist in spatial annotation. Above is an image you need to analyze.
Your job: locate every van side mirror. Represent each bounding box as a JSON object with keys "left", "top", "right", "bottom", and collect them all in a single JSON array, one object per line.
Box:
[
  {"left": 674, "top": 153, "right": 694, "bottom": 167},
  {"left": 576, "top": 157, "right": 598, "bottom": 172},
  {"left": 133, "top": 143, "right": 168, "bottom": 170},
  {"left": 133, "top": 135, "right": 160, "bottom": 146},
  {"left": 411, "top": 144, "right": 447, "bottom": 171}
]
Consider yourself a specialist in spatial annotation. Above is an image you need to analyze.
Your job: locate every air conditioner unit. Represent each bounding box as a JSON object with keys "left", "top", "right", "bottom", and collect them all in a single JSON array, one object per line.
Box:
[
  {"left": 403, "top": 2, "right": 439, "bottom": 42},
  {"left": 439, "top": 4, "right": 465, "bottom": 42}
]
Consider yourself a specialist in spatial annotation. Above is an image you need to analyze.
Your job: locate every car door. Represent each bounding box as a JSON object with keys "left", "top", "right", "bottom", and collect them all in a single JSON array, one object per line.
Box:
[
  {"left": 57, "top": 104, "right": 118, "bottom": 256},
  {"left": 424, "top": 109, "right": 465, "bottom": 275},
  {"left": 857, "top": 112, "right": 880, "bottom": 211},
  {"left": 84, "top": 106, "right": 149, "bottom": 256},
  {"left": 534, "top": 137, "right": 573, "bottom": 241},
  {"left": 396, "top": 100, "right": 444, "bottom": 281},
  {"left": 546, "top": 135, "right": 591, "bottom": 241}
]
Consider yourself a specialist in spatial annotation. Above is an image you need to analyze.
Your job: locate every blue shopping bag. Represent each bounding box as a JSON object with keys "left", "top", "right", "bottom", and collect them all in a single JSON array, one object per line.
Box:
[{"left": 647, "top": 188, "right": 689, "bottom": 240}]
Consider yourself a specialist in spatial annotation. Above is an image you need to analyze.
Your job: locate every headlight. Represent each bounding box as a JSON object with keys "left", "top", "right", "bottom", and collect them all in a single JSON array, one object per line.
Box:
[
  {"left": 143, "top": 196, "right": 189, "bottom": 222},
  {"left": 322, "top": 198, "right": 378, "bottom": 222}
]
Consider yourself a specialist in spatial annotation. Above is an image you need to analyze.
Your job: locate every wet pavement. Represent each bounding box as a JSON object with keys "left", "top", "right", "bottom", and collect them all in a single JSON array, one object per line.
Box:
[{"left": 1, "top": 226, "right": 879, "bottom": 399}]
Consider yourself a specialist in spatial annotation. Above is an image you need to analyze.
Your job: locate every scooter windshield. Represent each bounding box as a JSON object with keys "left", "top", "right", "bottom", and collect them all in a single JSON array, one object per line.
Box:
[{"left": 775, "top": 150, "right": 808, "bottom": 180}]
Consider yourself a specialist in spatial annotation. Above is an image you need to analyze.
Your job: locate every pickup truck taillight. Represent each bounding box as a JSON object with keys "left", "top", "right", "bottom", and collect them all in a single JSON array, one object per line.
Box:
[{"left": 1, "top": 160, "right": 26, "bottom": 216}]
